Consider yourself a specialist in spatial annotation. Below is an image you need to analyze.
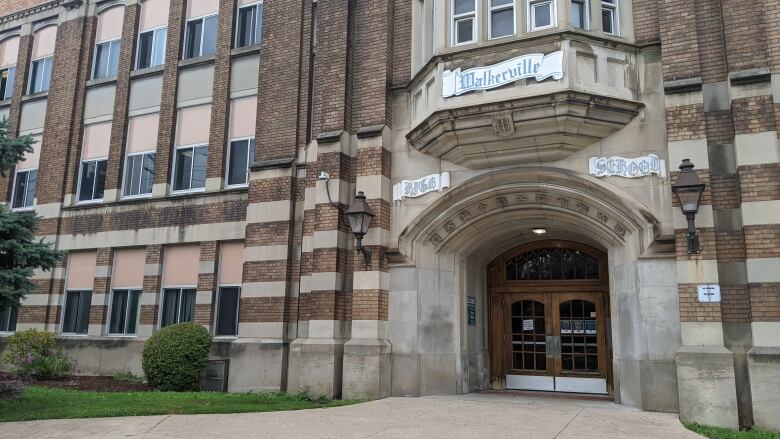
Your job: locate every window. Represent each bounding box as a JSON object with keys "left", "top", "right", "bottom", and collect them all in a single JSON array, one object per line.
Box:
[
  {"left": 215, "top": 286, "right": 240, "bottom": 336},
  {"left": 11, "top": 169, "right": 37, "bottom": 210},
  {"left": 452, "top": 0, "right": 476, "bottom": 45},
  {"left": 0, "top": 66, "right": 14, "bottom": 100},
  {"left": 489, "top": 0, "right": 514, "bottom": 39},
  {"left": 160, "top": 288, "right": 196, "bottom": 327},
  {"left": 184, "top": 14, "right": 218, "bottom": 59},
  {"left": 0, "top": 306, "right": 17, "bottom": 333},
  {"left": 172, "top": 145, "right": 207, "bottom": 192},
  {"left": 236, "top": 2, "right": 263, "bottom": 48},
  {"left": 601, "top": 0, "right": 617, "bottom": 34},
  {"left": 28, "top": 57, "right": 52, "bottom": 94},
  {"left": 77, "top": 159, "right": 107, "bottom": 202},
  {"left": 571, "top": 0, "right": 587, "bottom": 28},
  {"left": 504, "top": 247, "right": 600, "bottom": 281},
  {"left": 92, "top": 39, "right": 121, "bottom": 79},
  {"left": 137, "top": 27, "right": 167, "bottom": 69},
  {"left": 108, "top": 289, "right": 141, "bottom": 335},
  {"left": 529, "top": 0, "right": 555, "bottom": 31},
  {"left": 62, "top": 290, "right": 92, "bottom": 334},
  {"left": 227, "top": 138, "right": 254, "bottom": 187},
  {"left": 123, "top": 152, "right": 155, "bottom": 197}
]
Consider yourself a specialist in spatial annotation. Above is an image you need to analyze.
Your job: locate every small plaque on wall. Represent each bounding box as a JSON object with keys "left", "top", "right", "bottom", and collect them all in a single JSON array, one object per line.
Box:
[
  {"left": 467, "top": 296, "right": 476, "bottom": 326},
  {"left": 697, "top": 284, "right": 721, "bottom": 303}
]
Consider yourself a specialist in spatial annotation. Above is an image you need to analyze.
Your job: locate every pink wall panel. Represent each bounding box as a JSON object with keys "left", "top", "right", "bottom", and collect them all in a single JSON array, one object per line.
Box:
[
  {"left": 163, "top": 245, "right": 200, "bottom": 286},
  {"left": 66, "top": 251, "right": 97, "bottom": 290},
  {"left": 219, "top": 242, "right": 244, "bottom": 284},
  {"left": 140, "top": 0, "right": 170, "bottom": 31},
  {"left": 112, "top": 248, "right": 146, "bottom": 289},
  {"left": 0, "top": 36, "right": 19, "bottom": 68},
  {"left": 96, "top": 5, "right": 125, "bottom": 42},
  {"left": 127, "top": 113, "right": 160, "bottom": 153},
  {"left": 16, "top": 135, "right": 41, "bottom": 170},
  {"left": 31, "top": 25, "right": 56, "bottom": 59},
  {"left": 82, "top": 123, "right": 112, "bottom": 160},
  {"left": 230, "top": 96, "right": 257, "bottom": 139},
  {"left": 176, "top": 105, "right": 211, "bottom": 146}
]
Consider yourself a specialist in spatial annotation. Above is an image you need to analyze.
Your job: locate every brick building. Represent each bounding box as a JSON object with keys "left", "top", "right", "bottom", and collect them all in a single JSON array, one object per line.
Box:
[{"left": 0, "top": 0, "right": 778, "bottom": 431}]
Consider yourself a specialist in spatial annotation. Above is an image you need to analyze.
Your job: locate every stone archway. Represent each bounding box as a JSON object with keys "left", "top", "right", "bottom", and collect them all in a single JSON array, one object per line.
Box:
[{"left": 390, "top": 167, "right": 681, "bottom": 411}]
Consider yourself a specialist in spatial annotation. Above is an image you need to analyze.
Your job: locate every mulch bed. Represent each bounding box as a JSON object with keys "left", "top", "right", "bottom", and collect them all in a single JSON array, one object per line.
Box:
[{"left": 0, "top": 372, "right": 150, "bottom": 392}]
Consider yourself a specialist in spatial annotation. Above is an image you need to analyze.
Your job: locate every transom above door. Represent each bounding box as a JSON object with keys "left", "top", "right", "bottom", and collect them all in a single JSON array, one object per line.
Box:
[{"left": 488, "top": 241, "right": 612, "bottom": 395}]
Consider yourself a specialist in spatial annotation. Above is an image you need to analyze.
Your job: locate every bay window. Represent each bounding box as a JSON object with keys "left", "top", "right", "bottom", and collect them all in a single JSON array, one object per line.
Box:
[
  {"left": 529, "top": 0, "right": 555, "bottom": 31},
  {"left": 601, "top": 0, "right": 618, "bottom": 35},
  {"left": 452, "top": 0, "right": 476, "bottom": 45},
  {"left": 490, "top": 0, "right": 515, "bottom": 39}
]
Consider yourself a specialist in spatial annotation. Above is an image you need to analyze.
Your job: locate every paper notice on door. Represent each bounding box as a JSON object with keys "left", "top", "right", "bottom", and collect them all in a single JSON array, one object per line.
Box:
[{"left": 523, "top": 319, "right": 534, "bottom": 331}]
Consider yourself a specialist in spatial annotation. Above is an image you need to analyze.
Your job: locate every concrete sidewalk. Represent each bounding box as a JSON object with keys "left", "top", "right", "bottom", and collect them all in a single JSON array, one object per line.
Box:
[{"left": 0, "top": 392, "right": 702, "bottom": 438}]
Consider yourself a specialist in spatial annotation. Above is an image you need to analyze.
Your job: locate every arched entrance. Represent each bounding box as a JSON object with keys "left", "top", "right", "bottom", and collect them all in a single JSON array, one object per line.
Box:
[{"left": 488, "top": 241, "right": 612, "bottom": 395}]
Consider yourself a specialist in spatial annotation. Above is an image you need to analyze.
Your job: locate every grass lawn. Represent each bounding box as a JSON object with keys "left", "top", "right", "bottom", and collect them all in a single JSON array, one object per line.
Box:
[
  {"left": 686, "top": 422, "right": 780, "bottom": 439},
  {"left": 0, "top": 386, "right": 358, "bottom": 422}
]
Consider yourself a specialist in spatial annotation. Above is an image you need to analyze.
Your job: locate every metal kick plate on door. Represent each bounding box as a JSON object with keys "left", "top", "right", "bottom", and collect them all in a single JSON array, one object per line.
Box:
[{"left": 546, "top": 335, "right": 561, "bottom": 356}]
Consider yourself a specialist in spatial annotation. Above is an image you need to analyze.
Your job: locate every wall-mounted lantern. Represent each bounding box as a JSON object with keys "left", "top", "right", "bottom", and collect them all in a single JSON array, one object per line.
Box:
[
  {"left": 345, "top": 191, "right": 374, "bottom": 266},
  {"left": 671, "top": 159, "right": 705, "bottom": 254}
]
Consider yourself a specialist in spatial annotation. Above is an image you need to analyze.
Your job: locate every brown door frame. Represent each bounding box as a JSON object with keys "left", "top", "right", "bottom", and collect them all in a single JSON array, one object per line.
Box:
[{"left": 487, "top": 240, "right": 613, "bottom": 393}]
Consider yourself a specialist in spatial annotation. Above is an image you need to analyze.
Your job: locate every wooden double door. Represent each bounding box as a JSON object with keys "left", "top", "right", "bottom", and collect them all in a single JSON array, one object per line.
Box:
[{"left": 488, "top": 241, "right": 612, "bottom": 395}]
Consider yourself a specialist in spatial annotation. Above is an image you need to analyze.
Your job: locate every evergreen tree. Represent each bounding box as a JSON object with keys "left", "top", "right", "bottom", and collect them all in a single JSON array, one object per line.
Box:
[{"left": 0, "top": 119, "right": 63, "bottom": 311}]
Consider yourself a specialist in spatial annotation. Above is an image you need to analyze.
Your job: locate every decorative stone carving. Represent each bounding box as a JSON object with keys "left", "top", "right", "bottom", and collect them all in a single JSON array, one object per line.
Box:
[
  {"left": 597, "top": 212, "right": 609, "bottom": 223},
  {"left": 535, "top": 194, "right": 547, "bottom": 204},
  {"left": 458, "top": 209, "right": 472, "bottom": 222},
  {"left": 556, "top": 197, "right": 569, "bottom": 208},
  {"left": 614, "top": 223, "right": 627, "bottom": 237},
  {"left": 491, "top": 113, "right": 515, "bottom": 137},
  {"left": 576, "top": 202, "right": 590, "bottom": 214},
  {"left": 496, "top": 196, "right": 509, "bottom": 208},
  {"left": 516, "top": 194, "right": 528, "bottom": 203},
  {"left": 477, "top": 203, "right": 489, "bottom": 214},
  {"left": 444, "top": 221, "right": 457, "bottom": 233},
  {"left": 429, "top": 233, "right": 443, "bottom": 245}
]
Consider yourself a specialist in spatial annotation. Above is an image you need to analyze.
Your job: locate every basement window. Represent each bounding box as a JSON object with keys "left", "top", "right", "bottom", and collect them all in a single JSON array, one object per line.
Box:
[
  {"left": 27, "top": 57, "right": 52, "bottom": 94},
  {"left": 601, "top": 0, "right": 618, "bottom": 35},
  {"left": 0, "top": 66, "right": 15, "bottom": 100},
  {"left": 0, "top": 306, "right": 17, "bottom": 333},
  {"left": 137, "top": 27, "right": 167, "bottom": 69},
  {"left": 92, "top": 39, "right": 121, "bottom": 80},
  {"left": 62, "top": 290, "right": 92, "bottom": 335},
  {"left": 452, "top": 0, "right": 476, "bottom": 46},
  {"left": 235, "top": 2, "right": 263, "bottom": 48},
  {"left": 184, "top": 14, "right": 218, "bottom": 59},
  {"left": 77, "top": 159, "right": 107, "bottom": 203},
  {"left": 214, "top": 286, "right": 240, "bottom": 337},
  {"left": 160, "top": 288, "right": 196, "bottom": 327},
  {"left": 108, "top": 289, "right": 141, "bottom": 335},
  {"left": 11, "top": 169, "right": 37, "bottom": 210},
  {"left": 172, "top": 145, "right": 207, "bottom": 192}
]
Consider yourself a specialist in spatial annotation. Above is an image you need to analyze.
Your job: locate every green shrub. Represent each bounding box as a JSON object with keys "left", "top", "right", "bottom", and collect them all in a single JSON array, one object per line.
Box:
[
  {"left": 142, "top": 323, "right": 212, "bottom": 391},
  {"left": 1, "top": 329, "right": 70, "bottom": 380}
]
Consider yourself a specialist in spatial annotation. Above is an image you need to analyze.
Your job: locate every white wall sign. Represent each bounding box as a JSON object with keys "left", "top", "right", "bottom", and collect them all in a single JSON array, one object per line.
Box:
[
  {"left": 697, "top": 284, "right": 721, "bottom": 303},
  {"left": 442, "top": 51, "right": 564, "bottom": 98},
  {"left": 393, "top": 172, "right": 450, "bottom": 202},
  {"left": 589, "top": 154, "right": 666, "bottom": 178}
]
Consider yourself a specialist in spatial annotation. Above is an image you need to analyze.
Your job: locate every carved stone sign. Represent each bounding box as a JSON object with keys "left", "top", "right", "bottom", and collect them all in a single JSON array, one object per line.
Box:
[
  {"left": 442, "top": 51, "right": 564, "bottom": 98},
  {"left": 589, "top": 154, "right": 666, "bottom": 178},
  {"left": 393, "top": 172, "right": 451, "bottom": 202}
]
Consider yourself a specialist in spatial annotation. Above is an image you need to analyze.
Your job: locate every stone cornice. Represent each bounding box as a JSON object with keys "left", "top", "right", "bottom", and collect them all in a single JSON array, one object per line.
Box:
[{"left": 0, "top": 1, "right": 82, "bottom": 24}]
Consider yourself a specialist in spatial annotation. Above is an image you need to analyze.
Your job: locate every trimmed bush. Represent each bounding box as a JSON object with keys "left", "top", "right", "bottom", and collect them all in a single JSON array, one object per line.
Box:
[
  {"left": 142, "top": 323, "right": 212, "bottom": 391},
  {"left": 1, "top": 329, "right": 70, "bottom": 380}
]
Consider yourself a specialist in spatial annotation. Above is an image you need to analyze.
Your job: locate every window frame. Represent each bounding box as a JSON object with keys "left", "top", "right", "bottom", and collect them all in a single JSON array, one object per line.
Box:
[
  {"left": 234, "top": 1, "right": 263, "bottom": 49},
  {"left": 225, "top": 136, "right": 255, "bottom": 189},
  {"left": 10, "top": 168, "right": 37, "bottom": 211},
  {"left": 171, "top": 143, "right": 208, "bottom": 195},
  {"left": 76, "top": 157, "right": 108, "bottom": 204},
  {"left": 0, "top": 65, "right": 15, "bottom": 101},
  {"left": 92, "top": 38, "right": 121, "bottom": 80},
  {"left": 488, "top": 0, "right": 516, "bottom": 40},
  {"left": 601, "top": 0, "right": 618, "bottom": 35},
  {"left": 122, "top": 151, "right": 156, "bottom": 199},
  {"left": 135, "top": 25, "right": 168, "bottom": 70},
  {"left": 213, "top": 285, "right": 241, "bottom": 338},
  {"left": 183, "top": 13, "right": 219, "bottom": 59},
  {"left": 451, "top": 0, "right": 477, "bottom": 46},
  {"left": 107, "top": 288, "right": 142, "bottom": 336},
  {"left": 570, "top": 0, "right": 589, "bottom": 29},
  {"left": 27, "top": 56, "right": 53, "bottom": 95},
  {"left": 158, "top": 286, "right": 197, "bottom": 328},
  {"left": 60, "top": 289, "right": 93, "bottom": 336},
  {"left": 0, "top": 305, "right": 18, "bottom": 334},
  {"left": 527, "top": 0, "right": 557, "bottom": 32}
]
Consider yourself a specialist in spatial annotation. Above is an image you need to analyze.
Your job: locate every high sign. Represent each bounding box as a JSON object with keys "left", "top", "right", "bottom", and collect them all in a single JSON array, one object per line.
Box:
[
  {"left": 589, "top": 154, "right": 666, "bottom": 178},
  {"left": 442, "top": 51, "right": 564, "bottom": 98},
  {"left": 393, "top": 172, "right": 451, "bottom": 202}
]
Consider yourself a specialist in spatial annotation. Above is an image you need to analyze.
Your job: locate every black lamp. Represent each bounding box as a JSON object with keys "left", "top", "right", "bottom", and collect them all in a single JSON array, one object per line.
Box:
[
  {"left": 345, "top": 191, "right": 374, "bottom": 266},
  {"left": 671, "top": 159, "right": 705, "bottom": 254}
]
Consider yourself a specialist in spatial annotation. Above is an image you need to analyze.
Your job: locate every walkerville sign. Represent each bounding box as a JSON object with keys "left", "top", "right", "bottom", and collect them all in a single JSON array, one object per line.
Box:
[{"left": 442, "top": 50, "right": 564, "bottom": 97}]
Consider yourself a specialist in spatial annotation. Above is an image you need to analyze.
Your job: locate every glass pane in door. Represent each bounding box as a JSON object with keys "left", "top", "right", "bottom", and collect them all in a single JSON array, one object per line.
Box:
[
  {"left": 559, "top": 300, "right": 598, "bottom": 373},
  {"left": 510, "top": 300, "right": 546, "bottom": 371}
]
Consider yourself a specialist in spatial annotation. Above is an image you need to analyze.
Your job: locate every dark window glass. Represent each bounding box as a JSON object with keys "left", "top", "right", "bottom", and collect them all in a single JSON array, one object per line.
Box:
[
  {"left": 137, "top": 31, "right": 154, "bottom": 69},
  {"left": 28, "top": 57, "right": 52, "bottom": 94},
  {"left": 454, "top": 0, "right": 475, "bottom": 15},
  {"left": 455, "top": 18, "right": 474, "bottom": 44},
  {"left": 236, "top": 4, "right": 262, "bottom": 48},
  {"left": 0, "top": 306, "right": 17, "bottom": 332},
  {"left": 490, "top": 3, "right": 513, "bottom": 38},
  {"left": 201, "top": 15, "right": 218, "bottom": 56},
  {"left": 174, "top": 145, "right": 208, "bottom": 191},
  {"left": 532, "top": 2, "right": 552, "bottom": 28},
  {"left": 93, "top": 40, "right": 120, "bottom": 79},
  {"left": 161, "top": 288, "right": 196, "bottom": 327},
  {"left": 184, "top": 19, "right": 203, "bottom": 59},
  {"left": 62, "top": 290, "right": 92, "bottom": 334},
  {"left": 215, "top": 286, "right": 240, "bottom": 336},
  {"left": 1, "top": 66, "right": 15, "bottom": 100},
  {"left": 78, "top": 159, "right": 107, "bottom": 202},
  {"left": 227, "top": 139, "right": 253, "bottom": 186},
  {"left": 505, "top": 247, "right": 600, "bottom": 281},
  {"left": 109, "top": 290, "right": 141, "bottom": 334},
  {"left": 602, "top": 8, "right": 614, "bottom": 33},
  {"left": 123, "top": 153, "right": 155, "bottom": 197},
  {"left": 571, "top": 0, "right": 585, "bottom": 28}
]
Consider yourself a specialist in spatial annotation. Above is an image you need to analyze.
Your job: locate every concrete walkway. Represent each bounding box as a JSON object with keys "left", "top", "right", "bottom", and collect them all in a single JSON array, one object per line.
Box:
[{"left": 0, "top": 392, "right": 702, "bottom": 439}]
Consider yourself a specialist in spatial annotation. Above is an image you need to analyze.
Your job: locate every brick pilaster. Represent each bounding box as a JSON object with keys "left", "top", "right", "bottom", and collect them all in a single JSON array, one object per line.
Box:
[{"left": 0, "top": 33, "right": 31, "bottom": 202}]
